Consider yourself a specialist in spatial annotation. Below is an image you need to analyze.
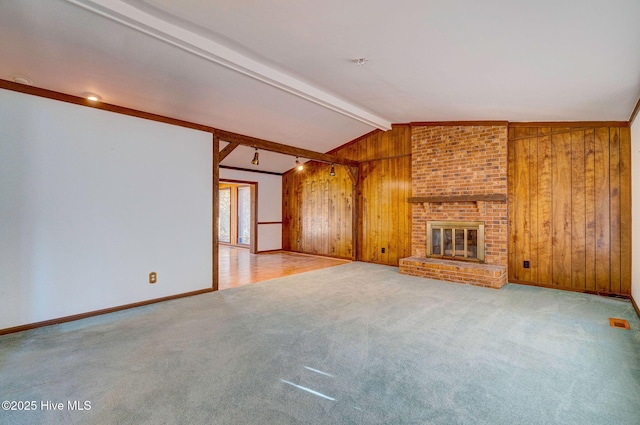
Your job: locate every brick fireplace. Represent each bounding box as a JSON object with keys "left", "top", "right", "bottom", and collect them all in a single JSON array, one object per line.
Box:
[{"left": 399, "top": 124, "right": 508, "bottom": 288}]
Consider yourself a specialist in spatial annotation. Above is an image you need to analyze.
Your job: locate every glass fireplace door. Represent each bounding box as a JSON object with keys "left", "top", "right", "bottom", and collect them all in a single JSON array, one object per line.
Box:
[{"left": 426, "top": 221, "right": 485, "bottom": 263}]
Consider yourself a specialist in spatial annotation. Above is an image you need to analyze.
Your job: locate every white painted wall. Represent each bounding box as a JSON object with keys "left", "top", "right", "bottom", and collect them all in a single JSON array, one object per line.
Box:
[
  {"left": 0, "top": 89, "right": 213, "bottom": 329},
  {"left": 631, "top": 117, "right": 640, "bottom": 304},
  {"left": 219, "top": 168, "right": 282, "bottom": 251}
]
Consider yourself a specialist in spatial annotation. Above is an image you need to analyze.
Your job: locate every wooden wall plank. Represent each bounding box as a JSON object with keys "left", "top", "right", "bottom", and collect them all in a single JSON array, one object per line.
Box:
[
  {"left": 295, "top": 172, "right": 303, "bottom": 251},
  {"left": 213, "top": 134, "right": 219, "bottom": 291},
  {"left": 362, "top": 161, "right": 373, "bottom": 261},
  {"left": 594, "top": 128, "right": 611, "bottom": 293},
  {"left": 402, "top": 155, "right": 412, "bottom": 261},
  {"left": 282, "top": 176, "right": 290, "bottom": 250},
  {"left": 368, "top": 132, "right": 377, "bottom": 159},
  {"left": 619, "top": 127, "right": 632, "bottom": 295},
  {"left": 609, "top": 128, "right": 621, "bottom": 294},
  {"left": 529, "top": 135, "right": 539, "bottom": 283},
  {"left": 584, "top": 129, "right": 596, "bottom": 291},
  {"left": 514, "top": 138, "right": 531, "bottom": 281},
  {"left": 357, "top": 163, "right": 367, "bottom": 261},
  {"left": 536, "top": 130, "right": 553, "bottom": 285},
  {"left": 389, "top": 158, "right": 399, "bottom": 265},
  {"left": 380, "top": 131, "right": 391, "bottom": 158},
  {"left": 507, "top": 129, "right": 517, "bottom": 280},
  {"left": 570, "top": 130, "right": 586, "bottom": 290},
  {"left": 371, "top": 160, "right": 381, "bottom": 262},
  {"left": 551, "top": 130, "right": 572, "bottom": 287}
]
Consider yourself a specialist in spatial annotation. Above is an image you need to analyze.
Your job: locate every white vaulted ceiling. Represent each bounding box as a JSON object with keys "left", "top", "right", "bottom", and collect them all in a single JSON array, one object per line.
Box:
[{"left": 1, "top": 0, "right": 639, "bottom": 172}]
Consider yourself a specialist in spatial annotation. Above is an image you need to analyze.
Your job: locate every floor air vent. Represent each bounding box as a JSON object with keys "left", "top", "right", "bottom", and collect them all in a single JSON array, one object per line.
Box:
[{"left": 609, "top": 318, "right": 630, "bottom": 330}]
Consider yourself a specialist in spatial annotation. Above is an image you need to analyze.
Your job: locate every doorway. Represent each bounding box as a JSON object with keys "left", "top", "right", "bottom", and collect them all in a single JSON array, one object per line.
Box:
[{"left": 218, "top": 180, "right": 257, "bottom": 254}]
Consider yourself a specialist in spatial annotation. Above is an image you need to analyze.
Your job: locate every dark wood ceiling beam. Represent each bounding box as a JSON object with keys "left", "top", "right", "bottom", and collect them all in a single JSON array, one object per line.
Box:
[
  {"left": 218, "top": 142, "right": 240, "bottom": 162},
  {"left": 215, "top": 129, "right": 359, "bottom": 168}
]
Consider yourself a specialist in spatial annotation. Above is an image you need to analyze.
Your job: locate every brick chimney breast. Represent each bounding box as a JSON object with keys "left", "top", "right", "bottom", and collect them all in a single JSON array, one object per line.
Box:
[{"left": 400, "top": 125, "right": 508, "bottom": 289}]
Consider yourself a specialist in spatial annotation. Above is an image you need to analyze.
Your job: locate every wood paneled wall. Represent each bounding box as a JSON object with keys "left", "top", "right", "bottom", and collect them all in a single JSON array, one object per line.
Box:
[
  {"left": 282, "top": 126, "right": 412, "bottom": 265},
  {"left": 357, "top": 157, "right": 412, "bottom": 264},
  {"left": 508, "top": 125, "right": 631, "bottom": 295},
  {"left": 282, "top": 162, "right": 355, "bottom": 259}
]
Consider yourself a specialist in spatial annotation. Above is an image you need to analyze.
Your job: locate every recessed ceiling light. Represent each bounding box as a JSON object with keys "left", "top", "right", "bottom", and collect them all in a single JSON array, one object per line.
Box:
[
  {"left": 82, "top": 92, "right": 102, "bottom": 102},
  {"left": 12, "top": 75, "right": 33, "bottom": 86}
]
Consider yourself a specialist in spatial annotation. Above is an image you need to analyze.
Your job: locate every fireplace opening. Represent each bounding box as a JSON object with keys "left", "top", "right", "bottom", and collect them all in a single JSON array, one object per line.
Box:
[{"left": 426, "top": 221, "right": 485, "bottom": 263}]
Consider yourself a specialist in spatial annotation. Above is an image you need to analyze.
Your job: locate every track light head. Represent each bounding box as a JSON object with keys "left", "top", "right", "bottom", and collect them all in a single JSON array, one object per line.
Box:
[
  {"left": 329, "top": 163, "right": 336, "bottom": 177},
  {"left": 251, "top": 148, "right": 259, "bottom": 165},
  {"left": 295, "top": 157, "right": 303, "bottom": 171}
]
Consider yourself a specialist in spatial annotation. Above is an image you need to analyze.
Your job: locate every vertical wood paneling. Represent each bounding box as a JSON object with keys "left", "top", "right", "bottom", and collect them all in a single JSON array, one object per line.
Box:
[
  {"left": 609, "top": 128, "right": 621, "bottom": 294},
  {"left": 552, "top": 130, "right": 572, "bottom": 287},
  {"left": 401, "top": 155, "right": 412, "bottom": 263},
  {"left": 507, "top": 127, "right": 517, "bottom": 280},
  {"left": 361, "top": 162, "right": 380, "bottom": 262},
  {"left": 619, "top": 128, "right": 632, "bottom": 295},
  {"left": 584, "top": 129, "right": 596, "bottom": 291},
  {"left": 389, "top": 158, "right": 399, "bottom": 264},
  {"left": 594, "top": 128, "right": 610, "bottom": 293},
  {"left": 508, "top": 125, "right": 630, "bottom": 295},
  {"left": 381, "top": 159, "right": 390, "bottom": 261},
  {"left": 282, "top": 162, "right": 354, "bottom": 259},
  {"left": 529, "top": 135, "right": 539, "bottom": 283},
  {"left": 282, "top": 126, "right": 411, "bottom": 265},
  {"left": 357, "top": 163, "right": 367, "bottom": 261},
  {"left": 537, "top": 130, "right": 553, "bottom": 285},
  {"left": 570, "top": 130, "right": 586, "bottom": 289},
  {"left": 514, "top": 136, "right": 531, "bottom": 281}
]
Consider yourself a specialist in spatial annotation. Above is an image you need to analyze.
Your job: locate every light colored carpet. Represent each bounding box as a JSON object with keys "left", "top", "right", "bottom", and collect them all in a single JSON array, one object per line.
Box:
[{"left": 1, "top": 262, "right": 639, "bottom": 424}]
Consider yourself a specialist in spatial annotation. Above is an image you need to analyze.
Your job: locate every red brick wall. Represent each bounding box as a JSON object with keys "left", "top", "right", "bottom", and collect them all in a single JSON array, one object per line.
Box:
[
  {"left": 410, "top": 125, "right": 508, "bottom": 268},
  {"left": 399, "top": 257, "right": 507, "bottom": 289}
]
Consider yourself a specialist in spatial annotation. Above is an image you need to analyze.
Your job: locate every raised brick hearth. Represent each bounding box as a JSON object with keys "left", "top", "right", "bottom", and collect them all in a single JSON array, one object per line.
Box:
[
  {"left": 399, "top": 124, "right": 509, "bottom": 288},
  {"left": 400, "top": 257, "right": 507, "bottom": 288}
]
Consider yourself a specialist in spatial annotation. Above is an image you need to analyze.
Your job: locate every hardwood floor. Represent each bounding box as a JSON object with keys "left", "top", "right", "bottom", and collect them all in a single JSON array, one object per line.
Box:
[{"left": 218, "top": 245, "right": 351, "bottom": 290}]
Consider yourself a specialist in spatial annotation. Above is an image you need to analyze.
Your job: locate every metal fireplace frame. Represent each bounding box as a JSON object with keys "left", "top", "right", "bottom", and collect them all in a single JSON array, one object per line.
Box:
[{"left": 426, "top": 221, "right": 485, "bottom": 263}]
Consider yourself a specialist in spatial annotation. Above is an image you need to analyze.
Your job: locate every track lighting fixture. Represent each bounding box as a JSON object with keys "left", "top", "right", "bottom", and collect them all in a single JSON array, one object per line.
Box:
[
  {"left": 251, "top": 148, "right": 259, "bottom": 165},
  {"left": 329, "top": 163, "right": 336, "bottom": 177},
  {"left": 295, "top": 157, "right": 303, "bottom": 171}
]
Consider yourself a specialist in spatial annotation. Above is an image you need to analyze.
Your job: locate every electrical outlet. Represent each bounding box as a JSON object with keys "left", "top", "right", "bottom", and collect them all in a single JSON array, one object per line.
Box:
[
  {"left": 381, "top": 247, "right": 386, "bottom": 254},
  {"left": 523, "top": 261, "right": 530, "bottom": 269},
  {"left": 149, "top": 272, "right": 157, "bottom": 284}
]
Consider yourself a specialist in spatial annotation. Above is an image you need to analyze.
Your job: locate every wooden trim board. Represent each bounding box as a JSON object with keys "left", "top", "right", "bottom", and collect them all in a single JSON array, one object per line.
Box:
[
  {"left": 510, "top": 121, "right": 628, "bottom": 128},
  {"left": 219, "top": 142, "right": 240, "bottom": 162},
  {"left": 219, "top": 165, "right": 283, "bottom": 176},
  {"left": 632, "top": 296, "right": 640, "bottom": 319},
  {"left": 218, "top": 180, "right": 258, "bottom": 254},
  {"left": 410, "top": 120, "right": 509, "bottom": 127},
  {"left": 0, "top": 288, "right": 213, "bottom": 336},
  {"left": 408, "top": 194, "right": 507, "bottom": 203},
  {"left": 509, "top": 279, "right": 632, "bottom": 299},
  {"left": 213, "top": 134, "right": 219, "bottom": 291},
  {"left": 629, "top": 96, "right": 640, "bottom": 125}
]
